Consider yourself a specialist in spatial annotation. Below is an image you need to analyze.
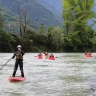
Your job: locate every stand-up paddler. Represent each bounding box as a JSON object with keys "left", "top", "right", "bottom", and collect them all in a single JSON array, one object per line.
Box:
[{"left": 12, "top": 45, "right": 25, "bottom": 77}]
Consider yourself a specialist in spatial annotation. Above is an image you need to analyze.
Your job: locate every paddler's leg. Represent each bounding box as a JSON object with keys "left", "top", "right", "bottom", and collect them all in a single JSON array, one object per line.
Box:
[
  {"left": 12, "top": 60, "right": 18, "bottom": 77},
  {"left": 19, "top": 60, "right": 24, "bottom": 77}
]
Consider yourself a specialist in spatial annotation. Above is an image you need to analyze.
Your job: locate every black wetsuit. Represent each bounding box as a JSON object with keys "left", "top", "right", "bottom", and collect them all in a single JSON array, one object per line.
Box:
[{"left": 12, "top": 50, "right": 25, "bottom": 77}]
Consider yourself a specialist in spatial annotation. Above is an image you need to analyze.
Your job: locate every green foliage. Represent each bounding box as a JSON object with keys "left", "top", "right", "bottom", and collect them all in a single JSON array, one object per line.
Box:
[
  {"left": 0, "top": 9, "right": 4, "bottom": 29},
  {"left": 0, "top": 30, "right": 12, "bottom": 52},
  {"left": 62, "top": 0, "right": 95, "bottom": 52},
  {"left": 62, "top": 0, "right": 94, "bottom": 34},
  {"left": 38, "top": 24, "right": 45, "bottom": 35},
  {"left": 0, "top": 25, "right": 95, "bottom": 52},
  {"left": 22, "top": 29, "right": 49, "bottom": 52},
  {"left": 47, "top": 26, "right": 64, "bottom": 52},
  {"left": 64, "top": 28, "right": 94, "bottom": 52},
  {"left": 22, "top": 29, "right": 37, "bottom": 45}
]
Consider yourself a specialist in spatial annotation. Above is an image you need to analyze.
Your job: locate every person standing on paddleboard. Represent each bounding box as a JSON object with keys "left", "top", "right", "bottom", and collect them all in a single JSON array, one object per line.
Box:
[{"left": 12, "top": 45, "right": 25, "bottom": 77}]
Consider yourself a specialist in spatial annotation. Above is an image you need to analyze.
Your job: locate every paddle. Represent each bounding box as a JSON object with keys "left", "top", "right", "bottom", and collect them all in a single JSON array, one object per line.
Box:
[{"left": 0, "top": 57, "right": 12, "bottom": 70}]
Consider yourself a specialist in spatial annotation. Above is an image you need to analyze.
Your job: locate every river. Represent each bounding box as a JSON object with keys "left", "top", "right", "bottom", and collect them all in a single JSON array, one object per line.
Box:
[{"left": 0, "top": 53, "right": 96, "bottom": 96}]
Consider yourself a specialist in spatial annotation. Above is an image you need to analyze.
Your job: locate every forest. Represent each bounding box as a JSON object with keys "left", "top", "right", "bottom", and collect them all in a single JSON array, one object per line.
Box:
[{"left": 0, "top": 0, "right": 96, "bottom": 52}]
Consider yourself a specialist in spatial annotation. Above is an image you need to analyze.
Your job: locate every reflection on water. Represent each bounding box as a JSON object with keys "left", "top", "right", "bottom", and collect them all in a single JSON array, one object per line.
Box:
[{"left": 0, "top": 53, "right": 96, "bottom": 96}]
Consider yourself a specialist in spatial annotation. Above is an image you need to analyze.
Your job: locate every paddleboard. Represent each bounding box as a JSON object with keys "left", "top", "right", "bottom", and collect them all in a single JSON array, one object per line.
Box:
[
  {"left": 38, "top": 56, "right": 43, "bottom": 59},
  {"left": 49, "top": 58, "right": 55, "bottom": 60},
  {"left": 85, "top": 54, "right": 92, "bottom": 58},
  {"left": 9, "top": 76, "right": 26, "bottom": 82}
]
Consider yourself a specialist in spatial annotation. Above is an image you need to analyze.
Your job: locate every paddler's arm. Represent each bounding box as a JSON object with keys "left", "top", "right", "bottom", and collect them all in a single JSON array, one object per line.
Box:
[
  {"left": 21, "top": 50, "right": 25, "bottom": 56},
  {"left": 12, "top": 51, "right": 17, "bottom": 59}
]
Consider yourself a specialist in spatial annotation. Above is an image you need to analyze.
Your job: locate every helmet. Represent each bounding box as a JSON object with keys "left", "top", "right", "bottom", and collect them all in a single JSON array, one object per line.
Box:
[
  {"left": 51, "top": 53, "right": 53, "bottom": 56},
  {"left": 17, "top": 45, "right": 21, "bottom": 48}
]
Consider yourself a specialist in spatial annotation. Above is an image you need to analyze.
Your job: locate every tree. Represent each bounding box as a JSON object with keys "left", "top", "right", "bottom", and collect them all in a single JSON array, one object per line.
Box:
[
  {"left": 48, "top": 27, "right": 64, "bottom": 51},
  {"left": 18, "top": 5, "right": 28, "bottom": 36},
  {"left": 62, "top": 0, "right": 95, "bottom": 35},
  {"left": 0, "top": 30, "right": 13, "bottom": 52},
  {"left": 62, "top": 0, "right": 95, "bottom": 52},
  {"left": 38, "top": 24, "right": 45, "bottom": 35},
  {"left": 0, "top": 8, "right": 4, "bottom": 29},
  {"left": 18, "top": 6, "right": 22, "bottom": 36}
]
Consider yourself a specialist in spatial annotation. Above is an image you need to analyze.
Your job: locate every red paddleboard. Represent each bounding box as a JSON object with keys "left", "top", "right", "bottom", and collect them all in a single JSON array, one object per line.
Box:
[
  {"left": 85, "top": 54, "right": 92, "bottom": 58},
  {"left": 38, "top": 56, "right": 43, "bottom": 59},
  {"left": 49, "top": 58, "right": 55, "bottom": 60},
  {"left": 9, "top": 76, "right": 26, "bottom": 82}
]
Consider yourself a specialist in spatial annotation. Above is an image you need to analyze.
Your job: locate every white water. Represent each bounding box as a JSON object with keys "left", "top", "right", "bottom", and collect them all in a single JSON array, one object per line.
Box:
[{"left": 0, "top": 53, "right": 96, "bottom": 96}]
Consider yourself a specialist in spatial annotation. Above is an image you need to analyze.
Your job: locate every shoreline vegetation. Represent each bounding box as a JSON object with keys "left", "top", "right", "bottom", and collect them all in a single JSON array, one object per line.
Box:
[{"left": 0, "top": 0, "right": 96, "bottom": 52}]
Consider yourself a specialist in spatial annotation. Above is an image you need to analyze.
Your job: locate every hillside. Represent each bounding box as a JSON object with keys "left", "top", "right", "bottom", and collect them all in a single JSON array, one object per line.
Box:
[
  {"left": 37, "top": 0, "right": 62, "bottom": 17},
  {"left": 0, "top": 0, "right": 63, "bottom": 33},
  {"left": 37, "top": 0, "right": 63, "bottom": 23}
]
